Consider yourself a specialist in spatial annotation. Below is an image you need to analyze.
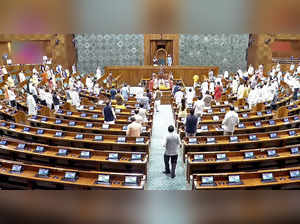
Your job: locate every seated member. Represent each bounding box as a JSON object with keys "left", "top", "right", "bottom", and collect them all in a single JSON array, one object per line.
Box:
[
  {"left": 162, "top": 125, "right": 181, "bottom": 178},
  {"left": 134, "top": 109, "right": 144, "bottom": 124},
  {"left": 126, "top": 117, "right": 142, "bottom": 137}
]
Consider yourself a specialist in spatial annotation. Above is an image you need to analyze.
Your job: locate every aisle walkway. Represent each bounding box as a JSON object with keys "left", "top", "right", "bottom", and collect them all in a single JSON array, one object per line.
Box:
[{"left": 146, "top": 105, "right": 191, "bottom": 190}]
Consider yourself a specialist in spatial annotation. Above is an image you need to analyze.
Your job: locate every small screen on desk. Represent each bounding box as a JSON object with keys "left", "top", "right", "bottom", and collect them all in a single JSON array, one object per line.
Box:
[
  {"left": 89, "top": 106, "right": 95, "bottom": 110},
  {"left": 194, "top": 154, "right": 204, "bottom": 161},
  {"left": 66, "top": 111, "right": 73, "bottom": 115},
  {"left": 11, "top": 165, "right": 22, "bottom": 173},
  {"left": 17, "top": 144, "right": 26, "bottom": 150},
  {"left": 266, "top": 110, "right": 272, "bottom": 114},
  {"left": 269, "top": 133, "right": 278, "bottom": 139},
  {"left": 294, "top": 116, "right": 299, "bottom": 121},
  {"left": 283, "top": 118, "right": 289, "bottom": 123},
  {"left": 80, "top": 113, "right": 87, "bottom": 118},
  {"left": 201, "top": 126, "right": 208, "bottom": 131},
  {"left": 55, "top": 132, "right": 63, "bottom": 137},
  {"left": 269, "top": 120, "right": 276, "bottom": 125},
  {"left": 122, "top": 126, "right": 128, "bottom": 131},
  {"left": 58, "top": 149, "right": 68, "bottom": 156},
  {"left": 37, "top": 129, "right": 44, "bottom": 135},
  {"left": 220, "top": 108, "right": 226, "bottom": 113},
  {"left": 228, "top": 175, "right": 241, "bottom": 184},
  {"left": 92, "top": 114, "right": 99, "bottom": 119},
  {"left": 55, "top": 120, "right": 62, "bottom": 124},
  {"left": 202, "top": 176, "right": 214, "bottom": 184},
  {"left": 213, "top": 116, "right": 219, "bottom": 121},
  {"left": 80, "top": 151, "right": 90, "bottom": 158},
  {"left": 108, "top": 153, "right": 118, "bottom": 160},
  {"left": 98, "top": 175, "right": 110, "bottom": 183},
  {"left": 217, "top": 153, "right": 227, "bottom": 160},
  {"left": 41, "top": 117, "right": 48, "bottom": 122},
  {"left": 117, "top": 137, "right": 126, "bottom": 143},
  {"left": 23, "top": 127, "right": 30, "bottom": 132},
  {"left": 38, "top": 168, "right": 49, "bottom": 176},
  {"left": 262, "top": 173, "right": 274, "bottom": 181},
  {"left": 289, "top": 130, "right": 296, "bottom": 136},
  {"left": 132, "top": 154, "right": 142, "bottom": 161},
  {"left": 94, "top": 136, "right": 103, "bottom": 141},
  {"left": 242, "top": 113, "right": 248, "bottom": 118},
  {"left": 115, "top": 109, "right": 121, "bottom": 114},
  {"left": 86, "top": 123, "right": 93, "bottom": 128},
  {"left": 9, "top": 124, "right": 16, "bottom": 129},
  {"left": 75, "top": 134, "right": 84, "bottom": 140},
  {"left": 238, "top": 123, "right": 245, "bottom": 129},
  {"left": 267, "top": 150, "right": 277, "bottom": 157},
  {"left": 35, "top": 146, "right": 45, "bottom": 153},
  {"left": 255, "top": 121, "right": 262, "bottom": 127},
  {"left": 102, "top": 124, "right": 109, "bottom": 129},
  {"left": 290, "top": 170, "right": 300, "bottom": 178},
  {"left": 136, "top": 138, "right": 144, "bottom": 143},
  {"left": 64, "top": 172, "right": 76, "bottom": 180},
  {"left": 257, "top": 112, "right": 262, "bottom": 116},
  {"left": 244, "top": 151, "right": 254, "bottom": 159},
  {"left": 291, "top": 147, "right": 299, "bottom": 154},
  {"left": 69, "top": 121, "right": 76, "bottom": 126},
  {"left": 0, "top": 140, "right": 7, "bottom": 145},
  {"left": 125, "top": 176, "right": 137, "bottom": 185},
  {"left": 230, "top": 136, "right": 238, "bottom": 143},
  {"left": 207, "top": 138, "right": 216, "bottom": 144},
  {"left": 189, "top": 138, "right": 197, "bottom": 144},
  {"left": 0, "top": 122, "right": 6, "bottom": 127}
]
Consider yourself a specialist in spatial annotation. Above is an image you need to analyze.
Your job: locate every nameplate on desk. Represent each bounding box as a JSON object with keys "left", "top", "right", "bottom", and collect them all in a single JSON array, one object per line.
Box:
[
  {"left": 62, "top": 172, "right": 78, "bottom": 182},
  {"left": 89, "top": 106, "right": 95, "bottom": 110},
  {"left": 230, "top": 136, "right": 239, "bottom": 143},
  {"left": 36, "top": 129, "right": 44, "bottom": 135},
  {"left": 290, "top": 170, "right": 300, "bottom": 180},
  {"left": 96, "top": 174, "right": 111, "bottom": 185},
  {"left": 75, "top": 134, "right": 84, "bottom": 140},
  {"left": 17, "top": 144, "right": 26, "bottom": 150},
  {"left": 294, "top": 116, "right": 299, "bottom": 121},
  {"left": 66, "top": 111, "right": 73, "bottom": 116},
  {"left": 102, "top": 124, "right": 109, "bottom": 129},
  {"left": 69, "top": 121, "right": 76, "bottom": 127},
  {"left": 242, "top": 113, "right": 248, "bottom": 118},
  {"left": 269, "top": 120, "right": 276, "bottom": 125},
  {"left": 124, "top": 176, "right": 138, "bottom": 186},
  {"left": 10, "top": 165, "right": 23, "bottom": 174},
  {"left": 238, "top": 123, "right": 245, "bottom": 129},
  {"left": 94, "top": 136, "right": 103, "bottom": 141},
  {"left": 55, "top": 120, "right": 62, "bottom": 124},
  {"left": 80, "top": 151, "right": 91, "bottom": 158},
  {"left": 262, "top": 173, "right": 276, "bottom": 183},
  {"left": 201, "top": 176, "right": 216, "bottom": 186},
  {"left": 228, "top": 175, "right": 243, "bottom": 185},
  {"left": 267, "top": 149, "right": 278, "bottom": 157},
  {"left": 207, "top": 109, "right": 213, "bottom": 114},
  {"left": 108, "top": 153, "right": 119, "bottom": 161},
  {"left": 117, "top": 137, "right": 126, "bottom": 143},
  {"left": 36, "top": 168, "right": 50, "bottom": 178},
  {"left": 92, "top": 114, "right": 99, "bottom": 119},
  {"left": 193, "top": 154, "right": 204, "bottom": 162},
  {"left": 244, "top": 151, "right": 255, "bottom": 159},
  {"left": 291, "top": 147, "right": 299, "bottom": 155},
  {"left": 55, "top": 132, "right": 63, "bottom": 137},
  {"left": 206, "top": 137, "right": 216, "bottom": 144},
  {"left": 216, "top": 153, "right": 228, "bottom": 161},
  {"left": 269, "top": 133, "right": 278, "bottom": 139},
  {"left": 57, "top": 149, "right": 68, "bottom": 156},
  {"left": 34, "top": 146, "right": 45, "bottom": 153},
  {"left": 136, "top": 138, "right": 145, "bottom": 144},
  {"left": 249, "top": 135, "right": 258, "bottom": 141},
  {"left": 131, "top": 154, "right": 142, "bottom": 161},
  {"left": 41, "top": 117, "right": 48, "bottom": 122},
  {"left": 289, "top": 130, "right": 297, "bottom": 136}
]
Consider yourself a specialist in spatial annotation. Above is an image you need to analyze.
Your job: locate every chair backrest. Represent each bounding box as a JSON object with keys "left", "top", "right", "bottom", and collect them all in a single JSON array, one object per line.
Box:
[
  {"left": 40, "top": 106, "right": 53, "bottom": 117},
  {"left": 275, "top": 106, "right": 288, "bottom": 119},
  {"left": 252, "top": 102, "right": 265, "bottom": 112},
  {"left": 14, "top": 111, "right": 29, "bottom": 125}
]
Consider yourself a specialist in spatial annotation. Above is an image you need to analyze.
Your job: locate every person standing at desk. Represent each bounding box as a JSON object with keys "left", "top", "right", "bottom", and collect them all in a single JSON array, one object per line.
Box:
[
  {"left": 185, "top": 109, "right": 198, "bottom": 137},
  {"left": 222, "top": 106, "right": 239, "bottom": 136},
  {"left": 103, "top": 101, "right": 116, "bottom": 124},
  {"left": 126, "top": 117, "right": 142, "bottom": 137}
]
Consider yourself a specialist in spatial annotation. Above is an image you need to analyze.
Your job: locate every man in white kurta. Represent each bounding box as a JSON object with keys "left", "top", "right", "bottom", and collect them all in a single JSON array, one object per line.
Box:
[
  {"left": 7, "top": 76, "right": 15, "bottom": 88},
  {"left": 186, "top": 88, "right": 195, "bottom": 105},
  {"left": 44, "top": 90, "right": 53, "bottom": 109},
  {"left": 19, "top": 71, "right": 26, "bottom": 83},
  {"left": 237, "top": 84, "right": 245, "bottom": 99},
  {"left": 232, "top": 77, "right": 239, "bottom": 94},
  {"left": 71, "top": 89, "right": 81, "bottom": 108},
  {"left": 247, "top": 87, "right": 258, "bottom": 109},
  {"left": 174, "top": 89, "right": 184, "bottom": 105},
  {"left": 96, "top": 67, "right": 102, "bottom": 80},
  {"left": 27, "top": 93, "right": 37, "bottom": 115},
  {"left": 201, "top": 81, "right": 209, "bottom": 96},
  {"left": 248, "top": 65, "right": 254, "bottom": 75},
  {"left": 222, "top": 106, "right": 239, "bottom": 136},
  {"left": 86, "top": 76, "right": 93, "bottom": 93}
]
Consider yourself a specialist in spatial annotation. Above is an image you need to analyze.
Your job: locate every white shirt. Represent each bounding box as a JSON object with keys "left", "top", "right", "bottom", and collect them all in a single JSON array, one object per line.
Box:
[
  {"left": 186, "top": 90, "right": 195, "bottom": 105},
  {"left": 7, "top": 89, "right": 16, "bottom": 101},
  {"left": 222, "top": 110, "right": 239, "bottom": 133},
  {"left": 19, "top": 72, "right": 26, "bottom": 83},
  {"left": 27, "top": 94, "right": 37, "bottom": 115},
  {"left": 174, "top": 91, "right": 184, "bottom": 104},
  {"left": 193, "top": 100, "right": 205, "bottom": 116}
]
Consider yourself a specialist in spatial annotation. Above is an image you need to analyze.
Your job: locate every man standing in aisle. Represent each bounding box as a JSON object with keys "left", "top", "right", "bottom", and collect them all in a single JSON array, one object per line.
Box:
[
  {"left": 162, "top": 125, "right": 181, "bottom": 179},
  {"left": 222, "top": 106, "right": 239, "bottom": 136}
]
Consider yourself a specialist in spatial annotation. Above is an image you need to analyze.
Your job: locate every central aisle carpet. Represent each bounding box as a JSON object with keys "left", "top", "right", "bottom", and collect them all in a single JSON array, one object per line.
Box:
[{"left": 146, "top": 105, "right": 191, "bottom": 190}]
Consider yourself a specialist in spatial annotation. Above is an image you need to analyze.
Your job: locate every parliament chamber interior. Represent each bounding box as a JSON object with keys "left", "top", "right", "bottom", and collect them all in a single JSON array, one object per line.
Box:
[{"left": 0, "top": 33, "right": 299, "bottom": 192}]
